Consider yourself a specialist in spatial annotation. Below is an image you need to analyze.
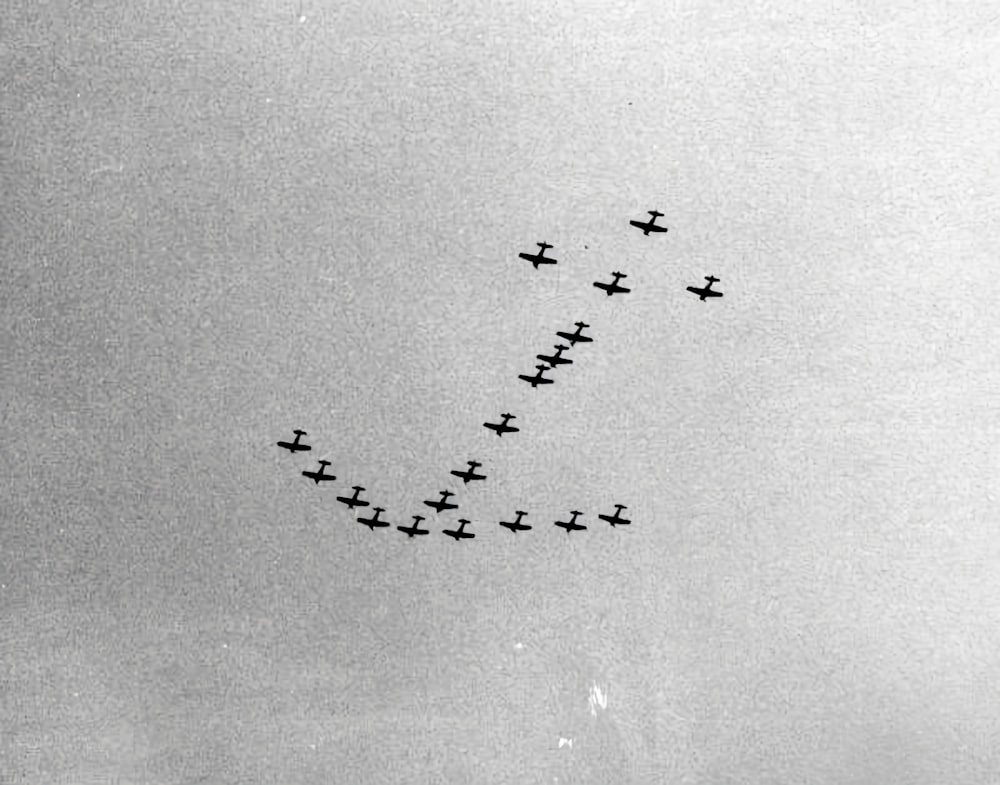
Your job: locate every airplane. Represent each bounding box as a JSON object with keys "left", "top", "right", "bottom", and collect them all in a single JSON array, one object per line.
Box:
[
  {"left": 518, "top": 242, "right": 557, "bottom": 269},
  {"left": 518, "top": 363, "right": 554, "bottom": 388},
  {"left": 483, "top": 412, "right": 519, "bottom": 437},
  {"left": 335, "top": 485, "right": 370, "bottom": 510},
  {"left": 536, "top": 344, "right": 572, "bottom": 367},
  {"left": 554, "top": 510, "right": 587, "bottom": 534},
  {"left": 357, "top": 507, "right": 391, "bottom": 531},
  {"left": 277, "top": 429, "right": 311, "bottom": 453},
  {"left": 597, "top": 504, "right": 631, "bottom": 527},
  {"left": 629, "top": 210, "right": 668, "bottom": 236},
  {"left": 450, "top": 460, "right": 487, "bottom": 484},
  {"left": 593, "top": 271, "right": 631, "bottom": 296},
  {"left": 424, "top": 490, "right": 458, "bottom": 514},
  {"left": 499, "top": 510, "right": 531, "bottom": 533},
  {"left": 397, "top": 514, "right": 430, "bottom": 538},
  {"left": 686, "top": 275, "right": 723, "bottom": 300},
  {"left": 301, "top": 460, "right": 336, "bottom": 484},
  {"left": 555, "top": 321, "right": 593, "bottom": 346},
  {"left": 443, "top": 518, "right": 476, "bottom": 541}
]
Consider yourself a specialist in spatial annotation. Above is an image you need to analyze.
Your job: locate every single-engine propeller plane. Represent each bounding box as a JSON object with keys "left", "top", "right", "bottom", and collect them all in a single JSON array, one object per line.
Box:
[
  {"left": 358, "top": 507, "right": 391, "bottom": 531},
  {"left": 519, "top": 363, "right": 554, "bottom": 388},
  {"left": 424, "top": 490, "right": 458, "bottom": 514},
  {"left": 597, "top": 504, "right": 631, "bottom": 527},
  {"left": 499, "top": 510, "right": 531, "bottom": 533},
  {"left": 277, "top": 429, "right": 311, "bottom": 453},
  {"left": 686, "top": 275, "right": 724, "bottom": 300},
  {"left": 554, "top": 510, "right": 587, "bottom": 534},
  {"left": 301, "top": 460, "right": 336, "bottom": 484},
  {"left": 555, "top": 322, "right": 593, "bottom": 346},
  {"left": 397, "top": 514, "right": 430, "bottom": 538},
  {"left": 518, "top": 242, "right": 557, "bottom": 269},
  {"left": 537, "top": 344, "right": 572, "bottom": 367},
  {"left": 450, "top": 460, "right": 487, "bottom": 484},
  {"left": 336, "top": 485, "right": 370, "bottom": 510},
  {"left": 593, "top": 271, "right": 631, "bottom": 296},
  {"left": 484, "top": 412, "right": 519, "bottom": 437},
  {"left": 629, "top": 210, "right": 668, "bottom": 236},
  {"left": 443, "top": 519, "right": 476, "bottom": 541}
]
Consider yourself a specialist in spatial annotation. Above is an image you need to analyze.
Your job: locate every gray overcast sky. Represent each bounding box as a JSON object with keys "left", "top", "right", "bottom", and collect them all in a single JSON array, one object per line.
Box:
[{"left": 3, "top": 1, "right": 999, "bottom": 783}]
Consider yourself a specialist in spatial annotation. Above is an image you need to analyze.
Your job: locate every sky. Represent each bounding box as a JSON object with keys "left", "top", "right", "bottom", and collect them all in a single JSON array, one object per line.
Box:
[{"left": 3, "top": 1, "right": 1000, "bottom": 783}]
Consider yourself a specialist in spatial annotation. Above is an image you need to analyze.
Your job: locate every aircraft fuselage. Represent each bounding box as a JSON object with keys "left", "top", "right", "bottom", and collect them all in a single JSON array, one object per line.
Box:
[
  {"left": 687, "top": 287, "right": 723, "bottom": 300},
  {"left": 302, "top": 471, "right": 335, "bottom": 483},
  {"left": 360, "top": 519, "right": 389, "bottom": 530},
  {"left": 485, "top": 423, "right": 518, "bottom": 435},
  {"left": 555, "top": 330, "right": 592, "bottom": 345},
  {"left": 425, "top": 501, "right": 458, "bottom": 513},
  {"left": 452, "top": 471, "right": 486, "bottom": 484}
]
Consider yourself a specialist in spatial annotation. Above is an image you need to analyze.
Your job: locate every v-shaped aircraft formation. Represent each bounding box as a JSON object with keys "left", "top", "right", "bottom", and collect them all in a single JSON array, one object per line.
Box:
[
  {"left": 276, "top": 208, "right": 728, "bottom": 542},
  {"left": 277, "top": 427, "right": 631, "bottom": 541}
]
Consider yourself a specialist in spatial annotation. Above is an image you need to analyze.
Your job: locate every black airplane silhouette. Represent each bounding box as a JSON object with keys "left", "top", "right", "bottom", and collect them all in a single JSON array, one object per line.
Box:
[
  {"left": 277, "top": 429, "right": 311, "bottom": 453},
  {"left": 443, "top": 518, "right": 476, "bottom": 541},
  {"left": 499, "top": 510, "right": 531, "bottom": 533},
  {"left": 358, "top": 507, "right": 391, "bottom": 531},
  {"left": 301, "top": 459, "right": 336, "bottom": 484},
  {"left": 336, "top": 485, "right": 370, "bottom": 510},
  {"left": 555, "top": 322, "right": 593, "bottom": 346},
  {"left": 397, "top": 514, "right": 430, "bottom": 538},
  {"left": 518, "top": 242, "right": 557, "bottom": 269},
  {"left": 593, "top": 271, "right": 631, "bottom": 296},
  {"left": 629, "top": 210, "right": 668, "bottom": 235},
  {"left": 424, "top": 490, "right": 458, "bottom": 514},
  {"left": 554, "top": 510, "right": 587, "bottom": 534},
  {"left": 597, "top": 504, "right": 631, "bottom": 527},
  {"left": 687, "top": 275, "right": 723, "bottom": 300},
  {"left": 483, "top": 412, "right": 519, "bottom": 437},
  {"left": 519, "top": 363, "right": 554, "bottom": 388},
  {"left": 536, "top": 344, "right": 573, "bottom": 367},
  {"left": 450, "top": 460, "right": 487, "bottom": 484}
]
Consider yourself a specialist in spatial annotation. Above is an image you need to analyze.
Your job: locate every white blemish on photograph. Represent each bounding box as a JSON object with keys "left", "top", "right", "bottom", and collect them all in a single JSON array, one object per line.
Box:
[{"left": 588, "top": 680, "right": 608, "bottom": 716}]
